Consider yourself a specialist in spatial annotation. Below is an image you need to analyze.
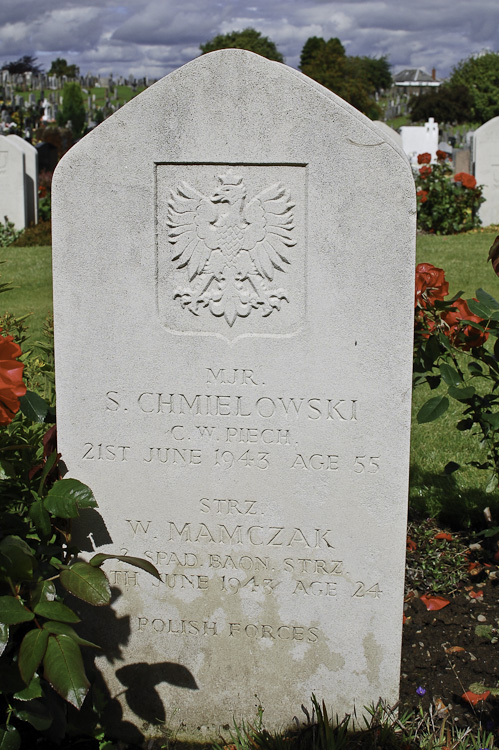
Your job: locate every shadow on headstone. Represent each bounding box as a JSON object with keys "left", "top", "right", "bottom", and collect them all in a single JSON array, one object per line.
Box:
[{"left": 116, "top": 662, "right": 198, "bottom": 724}]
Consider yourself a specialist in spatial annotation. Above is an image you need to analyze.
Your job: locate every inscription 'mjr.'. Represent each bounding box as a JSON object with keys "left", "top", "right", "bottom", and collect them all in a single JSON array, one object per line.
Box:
[{"left": 167, "top": 171, "right": 296, "bottom": 326}]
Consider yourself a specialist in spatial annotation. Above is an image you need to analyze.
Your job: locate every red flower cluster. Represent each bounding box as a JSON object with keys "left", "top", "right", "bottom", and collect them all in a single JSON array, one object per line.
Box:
[
  {"left": 419, "top": 165, "right": 432, "bottom": 178},
  {"left": 441, "top": 298, "right": 489, "bottom": 350},
  {"left": 436, "top": 150, "right": 450, "bottom": 161},
  {"left": 417, "top": 189, "right": 428, "bottom": 203},
  {"left": 417, "top": 153, "right": 431, "bottom": 164},
  {"left": 0, "top": 334, "right": 27, "bottom": 425},
  {"left": 454, "top": 172, "right": 476, "bottom": 189},
  {"left": 415, "top": 263, "right": 449, "bottom": 308}
]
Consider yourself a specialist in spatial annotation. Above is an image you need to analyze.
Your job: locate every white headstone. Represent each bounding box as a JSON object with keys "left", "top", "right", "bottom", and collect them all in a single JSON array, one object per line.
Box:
[
  {"left": 8, "top": 134, "right": 38, "bottom": 225},
  {"left": 52, "top": 50, "right": 415, "bottom": 743},
  {"left": 400, "top": 117, "right": 439, "bottom": 165},
  {"left": 0, "top": 134, "right": 26, "bottom": 229},
  {"left": 473, "top": 116, "right": 499, "bottom": 227}
]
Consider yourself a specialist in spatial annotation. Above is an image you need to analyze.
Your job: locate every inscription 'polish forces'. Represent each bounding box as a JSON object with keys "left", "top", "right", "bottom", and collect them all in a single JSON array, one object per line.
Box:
[{"left": 167, "top": 171, "right": 296, "bottom": 326}]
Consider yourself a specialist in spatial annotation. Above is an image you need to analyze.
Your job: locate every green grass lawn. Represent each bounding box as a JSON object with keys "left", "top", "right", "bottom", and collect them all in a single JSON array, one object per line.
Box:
[
  {"left": 0, "top": 245, "right": 52, "bottom": 343},
  {"left": 3, "top": 230, "right": 499, "bottom": 528}
]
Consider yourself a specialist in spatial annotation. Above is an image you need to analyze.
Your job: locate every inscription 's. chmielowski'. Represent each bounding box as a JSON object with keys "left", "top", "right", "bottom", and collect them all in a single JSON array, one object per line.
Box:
[{"left": 167, "top": 170, "right": 296, "bottom": 326}]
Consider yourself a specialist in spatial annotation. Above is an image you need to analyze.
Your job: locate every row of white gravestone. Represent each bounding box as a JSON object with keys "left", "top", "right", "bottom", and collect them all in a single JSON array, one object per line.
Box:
[
  {"left": 0, "top": 134, "right": 38, "bottom": 229},
  {"left": 52, "top": 49, "right": 415, "bottom": 743}
]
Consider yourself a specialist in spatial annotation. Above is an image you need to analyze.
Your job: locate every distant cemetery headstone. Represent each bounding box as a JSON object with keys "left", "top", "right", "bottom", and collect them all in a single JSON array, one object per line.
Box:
[
  {"left": 0, "top": 135, "right": 26, "bottom": 229},
  {"left": 473, "top": 116, "right": 499, "bottom": 226},
  {"left": 454, "top": 148, "right": 471, "bottom": 176},
  {"left": 400, "top": 117, "right": 439, "bottom": 164},
  {"left": 7, "top": 134, "right": 38, "bottom": 226},
  {"left": 52, "top": 50, "right": 415, "bottom": 743}
]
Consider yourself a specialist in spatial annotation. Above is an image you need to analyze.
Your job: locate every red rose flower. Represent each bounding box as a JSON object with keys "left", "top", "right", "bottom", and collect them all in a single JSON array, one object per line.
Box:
[
  {"left": 436, "top": 150, "right": 449, "bottom": 161},
  {"left": 454, "top": 172, "right": 476, "bottom": 189},
  {"left": 0, "top": 334, "right": 27, "bottom": 425},
  {"left": 415, "top": 263, "right": 449, "bottom": 309},
  {"left": 419, "top": 165, "right": 432, "bottom": 178},
  {"left": 418, "top": 153, "right": 431, "bottom": 164},
  {"left": 417, "top": 189, "right": 428, "bottom": 203},
  {"left": 441, "top": 298, "right": 488, "bottom": 350}
]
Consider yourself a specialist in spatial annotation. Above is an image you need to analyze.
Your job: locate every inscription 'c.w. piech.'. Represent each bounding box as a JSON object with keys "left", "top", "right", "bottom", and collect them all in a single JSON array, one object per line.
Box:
[{"left": 167, "top": 170, "right": 296, "bottom": 326}]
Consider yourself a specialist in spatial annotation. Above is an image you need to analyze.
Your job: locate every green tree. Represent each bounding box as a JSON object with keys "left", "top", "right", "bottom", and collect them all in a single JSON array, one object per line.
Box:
[
  {"left": 299, "top": 37, "right": 381, "bottom": 118},
  {"left": 57, "top": 82, "right": 86, "bottom": 138},
  {"left": 358, "top": 55, "right": 392, "bottom": 93},
  {"left": 409, "top": 83, "right": 473, "bottom": 124},
  {"left": 449, "top": 52, "right": 499, "bottom": 123},
  {"left": 200, "top": 28, "right": 284, "bottom": 62},
  {"left": 3, "top": 56, "right": 42, "bottom": 74},
  {"left": 48, "top": 57, "right": 79, "bottom": 78}
]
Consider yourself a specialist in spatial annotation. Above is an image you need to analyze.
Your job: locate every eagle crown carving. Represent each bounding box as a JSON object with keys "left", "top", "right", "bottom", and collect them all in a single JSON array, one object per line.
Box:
[{"left": 167, "top": 171, "right": 296, "bottom": 327}]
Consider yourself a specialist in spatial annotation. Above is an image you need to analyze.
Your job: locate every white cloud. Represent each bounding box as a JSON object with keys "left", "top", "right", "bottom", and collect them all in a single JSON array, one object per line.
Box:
[{"left": 0, "top": 0, "right": 497, "bottom": 79}]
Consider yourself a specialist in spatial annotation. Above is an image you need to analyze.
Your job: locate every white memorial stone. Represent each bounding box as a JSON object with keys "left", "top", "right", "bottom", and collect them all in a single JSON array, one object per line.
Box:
[
  {"left": 400, "top": 117, "right": 439, "bottom": 165},
  {"left": 8, "top": 134, "right": 38, "bottom": 225},
  {"left": 52, "top": 50, "right": 415, "bottom": 743},
  {"left": 0, "top": 134, "right": 26, "bottom": 230},
  {"left": 473, "top": 116, "right": 499, "bottom": 226}
]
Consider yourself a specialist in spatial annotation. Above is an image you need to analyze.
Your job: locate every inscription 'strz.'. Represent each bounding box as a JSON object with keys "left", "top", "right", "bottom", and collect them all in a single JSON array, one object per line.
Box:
[{"left": 167, "top": 170, "right": 296, "bottom": 326}]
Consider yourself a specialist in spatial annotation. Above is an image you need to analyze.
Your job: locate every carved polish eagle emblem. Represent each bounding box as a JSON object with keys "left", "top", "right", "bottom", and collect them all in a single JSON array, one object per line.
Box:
[{"left": 167, "top": 170, "right": 296, "bottom": 326}]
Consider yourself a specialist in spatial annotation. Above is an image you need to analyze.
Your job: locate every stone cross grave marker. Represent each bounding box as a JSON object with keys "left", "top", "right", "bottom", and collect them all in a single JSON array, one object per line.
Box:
[
  {"left": 473, "top": 116, "right": 499, "bottom": 226},
  {"left": 52, "top": 50, "right": 415, "bottom": 744},
  {"left": 0, "top": 134, "right": 26, "bottom": 230}
]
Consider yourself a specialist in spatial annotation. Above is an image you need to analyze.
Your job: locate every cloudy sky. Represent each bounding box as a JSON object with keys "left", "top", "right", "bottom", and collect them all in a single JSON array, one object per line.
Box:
[{"left": 1, "top": 0, "right": 497, "bottom": 81}]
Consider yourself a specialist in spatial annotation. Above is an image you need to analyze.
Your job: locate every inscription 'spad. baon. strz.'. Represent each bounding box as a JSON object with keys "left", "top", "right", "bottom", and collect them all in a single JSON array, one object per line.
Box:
[{"left": 52, "top": 50, "right": 416, "bottom": 743}]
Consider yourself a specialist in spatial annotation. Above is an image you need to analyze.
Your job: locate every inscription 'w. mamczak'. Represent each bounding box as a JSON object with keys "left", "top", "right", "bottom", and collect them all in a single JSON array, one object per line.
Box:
[{"left": 167, "top": 170, "right": 296, "bottom": 326}]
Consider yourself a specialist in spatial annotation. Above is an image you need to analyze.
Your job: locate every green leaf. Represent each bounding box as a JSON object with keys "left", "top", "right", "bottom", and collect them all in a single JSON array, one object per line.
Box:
[
  {"left": 417, "top": 396, "right": 449, "bottom": 424},
  {"left": 30, "top": 580, "right": 56, "bottom": 609},
  {"left": 0, "top": 623, "right": 8, "bottom": 657},
  {"left": 466, "top": 299, "right": 491, "bottom": 319},
  {"left": 475, "top": 288, "right": 499, "bottom": 310},
  {"left": 448, "top": 385, "right": 476, "bottom": 401},
  {"left": 468, "top": 361, "right": 483, "bottom": 376},
  {"left": 90, "top": 553, "right": 161, "bottom": 580},
  {"left": 12, "top": 699, "right": 52, "bottom": 731},
  {"left": 60, "top": 562, "right": 111, "bottom": 606},
  {"left": 0, "top": 460, "right": 15, "bottom": 480},
  {"left": 43, "top": 634, "right": 90, "bottom": 709},
  {"left": 42, "top": 621, "right": 99, "bottom": 648},
  {"left": 483, "top": 413, "right": 499, "bottom": 430},
  {"left": 44, "top": 479, "right": 97, "bottom": 519},
  {"left": 13, "top": 674, "right": 43, "bottom": 701},
  {"left": 33, "top": 601, "right": 80, "bottom": 623},
  {"left": 19, "top": 628, "right": 49, "bottom": 685},
  {"left": 19, "top": 391, "right": 49, "bottom": 423},
  {"left": 0, "top": 596, "right": 34, "bottom": 625},
  {"left": 486, "top": 473, "right": 497, "bottom": 494},
  {"left": 439, "top": 363, "right": 462, "bottom": 387},
  {"left": 0, "top": 536, "right": 35, "bottom": 582},
  {"left": 0, "top": 725, "right": 21, "bottom": 750},
  {"left": 28, "top": 500, "right": 51, "bottom": 538},
  {"left": 474, "top": 624, "right": 494, "bottom": 640}
]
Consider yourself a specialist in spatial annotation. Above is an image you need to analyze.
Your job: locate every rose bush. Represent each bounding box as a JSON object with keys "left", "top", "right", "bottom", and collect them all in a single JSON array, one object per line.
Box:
[
  {"left": 414, "top": 152, "right": 484, "bottom": 234},
  {"left": 414, "top": 255, "right": 499, "bottom": 494}
]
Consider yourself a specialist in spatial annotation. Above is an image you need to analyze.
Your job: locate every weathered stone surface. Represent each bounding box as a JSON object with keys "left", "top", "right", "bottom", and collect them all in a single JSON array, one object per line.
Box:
[
  {"left": 0, "top": 135, "right": 26, "bottom": 230},
  {"left": 473, "top": 116, "right": 499, "bottom": 226},
  {"left": 52, "top": 50, "right": 415, "bottom": 742},
  {"left": 8, "top": 134, "right": 38, "bottom": 226},
  {"left": 373, "top": 121, "right": 403, "bottom": 149}
]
